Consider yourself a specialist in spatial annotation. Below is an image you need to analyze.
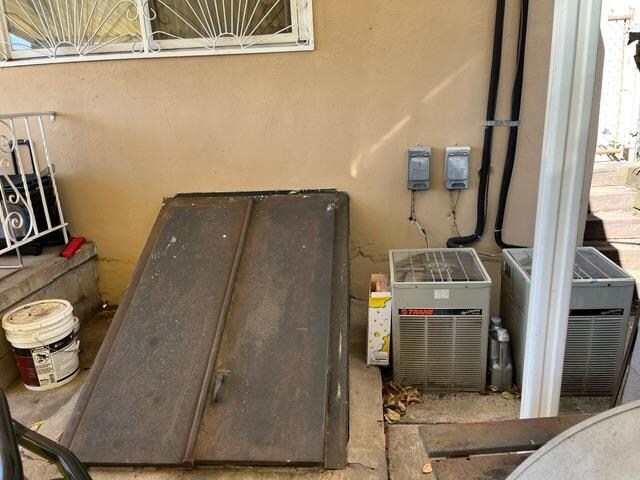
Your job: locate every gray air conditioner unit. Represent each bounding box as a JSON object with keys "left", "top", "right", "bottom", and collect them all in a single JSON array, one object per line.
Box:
[
  {"left": 390, "top": 248, "right": 492, "bottom": 392},
  {"left": 501, "top": 247, "right": 635, "bottom": 396}
]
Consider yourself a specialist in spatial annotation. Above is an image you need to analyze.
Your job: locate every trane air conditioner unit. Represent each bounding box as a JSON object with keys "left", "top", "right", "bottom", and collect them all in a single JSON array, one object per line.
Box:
[
  {"left": 501, "top": 247, "right": 635, "bottom": 396},
  {"left": 390, "top": 248, "right": 492, "bottom": 392}
]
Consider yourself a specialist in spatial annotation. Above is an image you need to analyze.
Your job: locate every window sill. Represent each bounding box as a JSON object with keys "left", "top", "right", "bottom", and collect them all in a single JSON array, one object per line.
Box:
[{"left": 0, "top": 42, "right": 315, "bottom": 68}]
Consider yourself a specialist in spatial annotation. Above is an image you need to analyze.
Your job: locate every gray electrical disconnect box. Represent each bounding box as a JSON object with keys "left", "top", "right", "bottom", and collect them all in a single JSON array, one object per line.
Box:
[
  {"left": 407, "top": 147, "right": 431, "bottom": 190},
  {"left": 445, "top": 146, "right": 470, "bottom": 189}
]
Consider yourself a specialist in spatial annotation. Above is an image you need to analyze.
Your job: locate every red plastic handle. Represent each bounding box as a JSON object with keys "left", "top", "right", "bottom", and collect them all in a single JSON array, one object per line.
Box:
[{"left": 61, "top": 237, "right": 86, "bottom": 258}]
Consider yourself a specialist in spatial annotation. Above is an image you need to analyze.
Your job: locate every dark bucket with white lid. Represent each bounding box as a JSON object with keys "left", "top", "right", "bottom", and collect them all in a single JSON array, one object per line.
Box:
[{"left": 2, "top": 299, "right": 80, "bottom": 391}]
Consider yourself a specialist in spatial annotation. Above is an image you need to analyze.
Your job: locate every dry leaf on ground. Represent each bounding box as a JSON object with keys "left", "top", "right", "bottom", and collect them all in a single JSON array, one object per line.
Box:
[
  {"left": 30, "top": 420, "right": 45, "bottom": 431},
  {"left": 383, "top": 381, "right": 422, "bottom": 423},
  {"left": 384, "top": 408, "right": 402, "bottom": 423}
]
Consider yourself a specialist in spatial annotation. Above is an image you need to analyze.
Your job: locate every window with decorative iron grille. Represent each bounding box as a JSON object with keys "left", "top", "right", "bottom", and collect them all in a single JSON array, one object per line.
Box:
[{"left": 0, "top": 0, "right": 313, "bottom": 66}]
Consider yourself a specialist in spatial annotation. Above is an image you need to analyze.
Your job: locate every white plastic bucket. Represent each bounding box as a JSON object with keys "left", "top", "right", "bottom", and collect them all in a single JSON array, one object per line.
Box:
[{"left": 2, "top": 299, "right": 80, "bottom": 391}]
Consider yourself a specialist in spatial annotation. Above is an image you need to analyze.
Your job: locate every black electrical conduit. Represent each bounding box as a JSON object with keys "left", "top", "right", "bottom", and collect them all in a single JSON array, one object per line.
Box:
[
  {"left": 447, "top": 0, "right": 506, "bottom": 248},
  {"left": 495, "top": 0, "right": 529, "bottom": 248}
]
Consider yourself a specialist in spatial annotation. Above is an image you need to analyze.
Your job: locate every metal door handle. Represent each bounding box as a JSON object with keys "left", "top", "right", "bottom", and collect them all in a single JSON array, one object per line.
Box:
[{"left": 211, "top": 370, "right": 230, "bottom": 404}]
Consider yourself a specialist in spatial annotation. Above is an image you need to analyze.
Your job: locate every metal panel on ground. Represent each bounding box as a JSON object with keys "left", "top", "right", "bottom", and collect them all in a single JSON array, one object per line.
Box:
[
  {"left": 195, "top": 193, "right": 336, "bottom": 466},
  {"left": 432, "top": 453, "right": 531, "bottom": 480},
  {"left": 61, "top": 191, "right": 349, "bottom": 469},
  {"left": 323, "top": 192, "right": 350, "bottom": 469},
  {"left": 61, "top": 196, "right": 252, "bottom": 465},
  {"left": 420, "top": 414, "right": 592, "bottom": 459}
]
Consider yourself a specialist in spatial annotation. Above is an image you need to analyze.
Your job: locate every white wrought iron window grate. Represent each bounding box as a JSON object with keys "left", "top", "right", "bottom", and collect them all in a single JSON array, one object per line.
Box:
[{"left": 0, "top": 0, "right": 314, "bottom": 66}]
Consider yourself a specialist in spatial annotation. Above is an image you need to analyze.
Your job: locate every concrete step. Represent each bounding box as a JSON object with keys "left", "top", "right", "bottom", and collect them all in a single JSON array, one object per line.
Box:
[
  {"left": 0, "top": 243, "right": 100, "bottom": 388},
  {"left": 584, "top": 210, "right": 640, "bottom": 241},
  {"left": 589, "top": 185, "right": 638, "bottom": 212},
  {"left": 592, "top": 161, "right": 631, "bottom": 187},
  {"left": 584, "top": 240, "right": 640, "bottom": 273},
  {"left": 584, "top": 240, "right": 640, "bottom": 293},
  {"left": 627, "top": 165, "right": 640, "bottom": 190}
]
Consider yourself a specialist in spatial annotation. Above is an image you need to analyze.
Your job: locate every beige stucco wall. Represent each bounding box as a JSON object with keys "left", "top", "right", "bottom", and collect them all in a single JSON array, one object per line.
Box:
[{"left": 0, "top": 0, "right": 560, "bottom": 308}]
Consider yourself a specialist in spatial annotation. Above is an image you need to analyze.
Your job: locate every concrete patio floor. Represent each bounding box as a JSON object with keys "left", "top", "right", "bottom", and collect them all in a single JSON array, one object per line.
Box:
[
  {"left": 6, "top": 301, "right": 387, "bottom": 480},
  {"left": 387, "top": 392, "right": 609, "bottom": 480},
  {"left": 5, "top": 300, "right": 611, "bottom": 480}
]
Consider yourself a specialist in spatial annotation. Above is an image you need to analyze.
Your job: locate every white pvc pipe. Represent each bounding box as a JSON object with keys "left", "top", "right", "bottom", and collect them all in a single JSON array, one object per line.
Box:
[{"left": 520, "top": 0, "right": 603, "bottom": 419}]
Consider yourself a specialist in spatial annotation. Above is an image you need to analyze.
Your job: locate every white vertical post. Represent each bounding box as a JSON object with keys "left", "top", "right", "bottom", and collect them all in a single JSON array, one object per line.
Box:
[{"left": 520, "top": 0, "right": 603, "bottom": 418}]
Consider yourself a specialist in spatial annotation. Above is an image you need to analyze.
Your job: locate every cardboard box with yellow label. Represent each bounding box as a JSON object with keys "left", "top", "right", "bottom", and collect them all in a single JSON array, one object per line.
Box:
[{"left": 367, "top": 273, "right": 392, "bottom": 366}]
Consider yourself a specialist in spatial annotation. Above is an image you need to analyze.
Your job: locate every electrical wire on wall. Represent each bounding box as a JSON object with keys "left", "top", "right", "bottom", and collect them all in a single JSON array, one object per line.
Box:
[
  {"left": 450, "top": 190, "right": 462, "bottom": 238},
  {"left": 494, "top": 0, "right": 529, "bottom": 249},
  {"left": 409, "top": 190, "right": 429, "bottom": 248},
  {"left": 446, "top": 0, "right": 506, "bottom": 248}
]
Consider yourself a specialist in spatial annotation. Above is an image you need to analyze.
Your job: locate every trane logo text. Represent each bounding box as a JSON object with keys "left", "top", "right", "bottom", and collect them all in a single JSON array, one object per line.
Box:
[
  {"left": 399, "top": 308, "right": 482, "bottom": 316},
  {"left": 401, "top": 309, "right": 435, "bottom": 316}
]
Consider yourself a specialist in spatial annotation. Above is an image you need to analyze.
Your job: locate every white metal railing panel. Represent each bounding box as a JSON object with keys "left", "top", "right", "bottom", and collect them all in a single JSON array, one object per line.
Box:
[{"left": 0, "top": 112, "right": 68, "bottom": 269}]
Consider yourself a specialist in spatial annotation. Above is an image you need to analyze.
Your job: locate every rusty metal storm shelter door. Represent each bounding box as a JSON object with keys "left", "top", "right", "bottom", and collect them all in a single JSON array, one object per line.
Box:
[{"left": 61, "top": 191, "right": 349, "bottom": 469}]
